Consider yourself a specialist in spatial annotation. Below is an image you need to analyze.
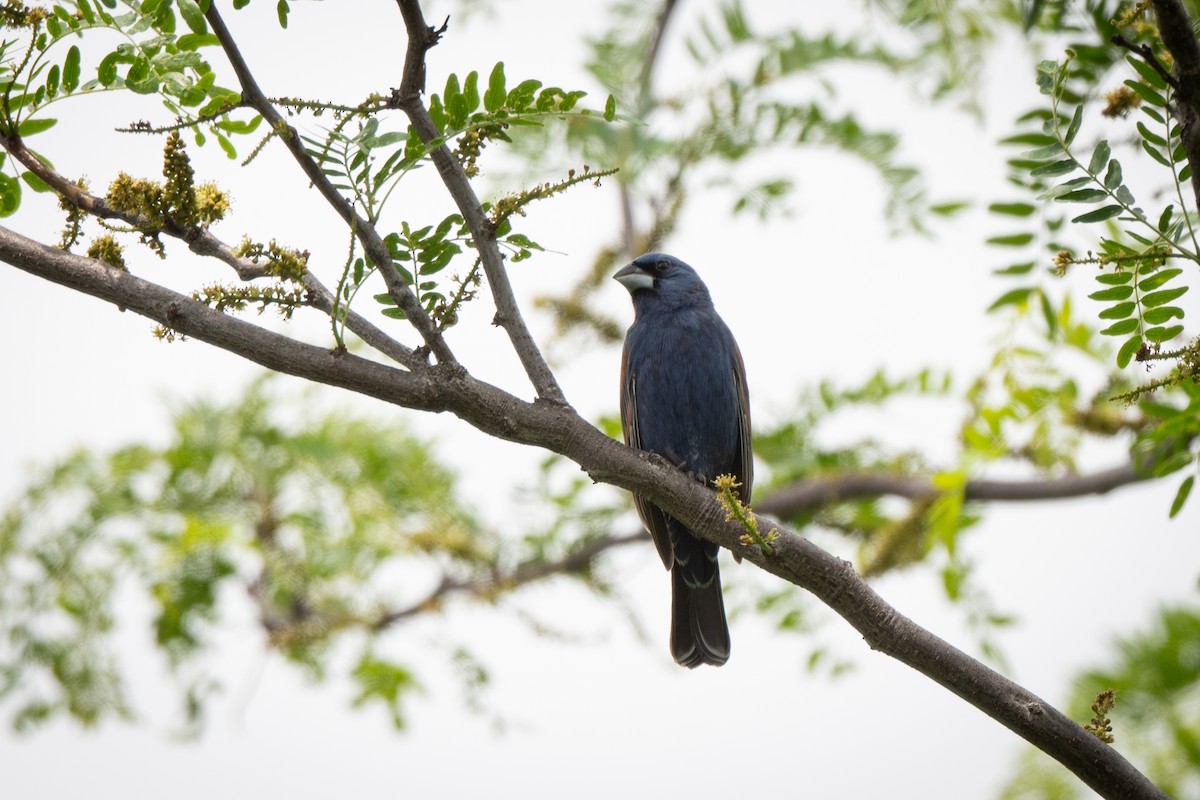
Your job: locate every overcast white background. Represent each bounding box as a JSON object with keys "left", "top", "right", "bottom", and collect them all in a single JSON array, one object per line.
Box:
[{"left": 2, "top": 2, "right": 1198, "bottom": 798}]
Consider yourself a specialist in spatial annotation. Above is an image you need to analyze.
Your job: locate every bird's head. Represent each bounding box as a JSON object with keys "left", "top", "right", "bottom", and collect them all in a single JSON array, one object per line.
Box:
[{"left": 613, "top": 253, "right": 711, "bottom": 308}]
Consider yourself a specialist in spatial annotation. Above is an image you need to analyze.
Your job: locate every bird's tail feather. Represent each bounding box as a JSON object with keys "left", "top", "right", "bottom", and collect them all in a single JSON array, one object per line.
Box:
[{"left": 669, "top": 566, "right": 730, "bottom": 668}]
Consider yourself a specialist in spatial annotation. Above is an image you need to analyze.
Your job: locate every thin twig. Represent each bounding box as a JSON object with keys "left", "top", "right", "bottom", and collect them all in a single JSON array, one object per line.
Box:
[
  {"left": 373, "top": 531, "right": 646, "bottom": 629},
  {"left": 204, "top": 2, "right": 456, "bottom": 366},
  {"left": 0, "top": 130, "right": 421, "bottom": 367},
  {"left": 641, "top": 0, "right": 681, "bottom": 98},
  {"left": 1111, "top": 33, "right": 1180, "bottom": 90},
  {"left": 391, "top": 0, "right": 567, "bottom": 405}
]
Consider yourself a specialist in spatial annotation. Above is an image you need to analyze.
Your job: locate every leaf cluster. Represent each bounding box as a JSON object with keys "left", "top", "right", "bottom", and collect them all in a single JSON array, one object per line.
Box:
[
  {"left": 982, "top": 3, "right": 1200, "bottom": 519},
  {"left": 0, "top": 379, "right": 496, "bottom": 733}
]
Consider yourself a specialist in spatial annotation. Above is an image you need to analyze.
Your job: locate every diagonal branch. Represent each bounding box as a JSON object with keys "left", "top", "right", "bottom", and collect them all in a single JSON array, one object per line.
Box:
[
  {"left": 204, "top": 2, "right": 456, "bottom": 366},
  {"left": 391, "top": 0, "right": 567, "bottom": 405},
  {"left": 0, "top": 220, "right": 1166, "bottom": 799}
]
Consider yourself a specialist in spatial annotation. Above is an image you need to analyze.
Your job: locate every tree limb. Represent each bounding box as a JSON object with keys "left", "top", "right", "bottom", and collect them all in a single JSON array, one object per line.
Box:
[
  {"left": 204, "top": 2, "right": 457, "bottom": 366},
  {"left": 0, "top": 222, "right": 1166, "bottom": 799},
  {"left": 1150, "top": 0, "right": 1200, "bottom": 210},
  {"left": 391, "top": 0, "right": 567, "bottom": 405},
  {"left": 756, "top": 462, "right": 1147, "bottom": 516}
]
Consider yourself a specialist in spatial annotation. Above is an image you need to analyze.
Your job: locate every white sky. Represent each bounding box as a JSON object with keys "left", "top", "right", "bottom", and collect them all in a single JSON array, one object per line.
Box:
[{"left": 2, "top": 2, "right": 1198, "bottom": 799}]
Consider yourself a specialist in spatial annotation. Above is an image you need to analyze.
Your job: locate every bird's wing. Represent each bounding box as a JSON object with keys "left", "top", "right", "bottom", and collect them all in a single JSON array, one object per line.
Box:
[
  {"left": 621, "top": 344, "right": 674, "bottom": 570},
  {"left": 731, "top": 341, "right": 754, "bottom": 502}
]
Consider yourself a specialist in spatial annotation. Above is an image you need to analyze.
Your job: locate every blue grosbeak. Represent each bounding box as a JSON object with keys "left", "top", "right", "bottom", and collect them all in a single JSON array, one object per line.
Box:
[{"left": 615, "top": 253, "right": 752, "bottom": 668}]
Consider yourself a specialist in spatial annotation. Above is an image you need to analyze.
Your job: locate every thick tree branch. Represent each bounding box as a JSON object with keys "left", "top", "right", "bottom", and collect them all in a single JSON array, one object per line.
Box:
[
  {"left": 1150, "top": 0, "right": 1200, "bottom": 210},
  {"left": 0, "top": 223, "right": 1165, "bottom": 799},
  {"left": 391, "top": 0, "right": 567, "bottom": 405},
  {"left": 204, "top": 2, "right": 456, "bottom": 366}
]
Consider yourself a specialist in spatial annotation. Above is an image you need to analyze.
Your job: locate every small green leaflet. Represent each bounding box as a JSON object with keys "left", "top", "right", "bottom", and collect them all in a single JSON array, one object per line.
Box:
[{"left": 1170, "top": 476, "right": 1194, "bottom": 518}]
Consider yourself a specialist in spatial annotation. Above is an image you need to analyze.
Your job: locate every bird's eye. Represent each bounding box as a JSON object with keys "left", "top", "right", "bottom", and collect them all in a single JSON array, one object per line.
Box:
[{"left": 653, "top": 258, "right": 670, "bottom": 274}]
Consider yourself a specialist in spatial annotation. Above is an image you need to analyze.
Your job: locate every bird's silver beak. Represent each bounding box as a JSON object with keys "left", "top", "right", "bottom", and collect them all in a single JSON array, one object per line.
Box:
[{"left": 614, "top": 262, "right": 655, "bottom": 293}]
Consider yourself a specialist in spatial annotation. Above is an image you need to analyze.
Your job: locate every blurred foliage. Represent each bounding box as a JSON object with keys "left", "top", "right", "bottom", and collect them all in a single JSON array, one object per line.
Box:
[
  {"left": 528, "top": 0, "right": 995, "bottom": 347},
  {"left": 1000, "top": 599, "right": 1200, "bottom": 800},
  {"left": 0, "top": 377, "right": 591, "bottom": 733}
]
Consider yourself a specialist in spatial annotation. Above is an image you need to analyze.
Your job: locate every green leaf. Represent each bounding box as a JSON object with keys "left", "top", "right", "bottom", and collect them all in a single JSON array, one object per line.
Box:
[
  {"left": 1169, "top": 475, "right": 1194, "bottom": 518},
  {"left": 1023, "top": 142, "right": 1063, "bottom": 160},
  {"left": 1072, "top": 205, "right": 1122, "bottom": 223},
  {"left": 63, "top": 46, "right": 81, "bottom": 93},
  {"left": 1158, "top": 205, "right": 1174, "bottom": 232},
  {"left": 1057, "top": 188, "right": 1107, "bottom": 203},
  {"left": 1142, "top": 286, "right": 1189, "bottom": 308},
  {"left": 1098, "top": 302, "right": 1135, "bottom": 320},
  {"left": 1096, "top": 271, "right": 1133, "bottom": 285},
  {"left": 98, "top": 52, "right": 121, "bottom": 86},
  {"left": 1136, "top": 121, "right": 1166, "bottom": 147},
  {"left": 1117, "top": 334, "right": 1142, "bottom": 368},
  {"left": 178, "top": 33, "right": 219, "bottom": 51},
  {"left": 1088, "top": 285, "right": 1133, "bottom": 302},
  {"left": 604, "top": 94, "right": 616, "bottom": 122},
  {"left": 1142, "top": 105, "right": 1165, "bottom": 124},
  {"left": 1144, "top": 324, "right": 1184, "bottom": 343},
  {"left": 21, "top": 170, "right": 50, "bottom": 192},
  {"left": 1087, "top": 139, "right": 1110, "bottom": 174},
  {"left": 1138, "top": 268, "right": 1182, "bottom": 293},
  {"left": 216, "top": 132, "right": 236, "bottom": 159},
  {"left": 484, "top": 62, "right": 506, "bottom": 112},
  {"left": 1099, "top": 318, "right": 1139, "bottom": 336},
  {"left": 1039, "top": 289, "right": 1057, "bottom": 336},
  {"left": 1142, "top": 140, "right": 1172, "bottom": 167},
  {"left": 1127, "top": 55, "right": 1167, "bottom": 90},
  {"left": 986, "top": 232, "right": 1034, "bottom": 247},
  {"left": 1143, "top": 306, "right": 1184, "bottom": 324},
  {"left": 1063, "top": 105, "right": 1083, "bottom": 145},
  {"left": 993, "top": 262, "right": 1035, "bottom": 275},
  {"left": 177, "top": 0, "right": 207, "bottom": 34},
  {"left": 987, "top": 287, "right": 1034, "bottom": 311},
  {"left": 1154, "top": 451, "right": 1193, "bottom": 478},
  {"left": 462, "top": 70, "right": 480, "bottom": 114},
  {"left": 1125, "top": 79, "right": 1166, "bottom": 107},
  {"left": 276, "top": 0, "right": 289, "bottom": 28},
  {"left": 0, "top": 173, "right": 21, "bottom": 216},
  {"left": 988, "top": 202, "right": 1035, "bottom": 217},
  {"left": 1103, "top": 159, "right": 1122, "bottom": 189},
  {"left": 17, "top": 117, "right": 56, "bottom": 137},
  {"left": 1030, "top": 158, "right": 1077, "bottom": 177}
]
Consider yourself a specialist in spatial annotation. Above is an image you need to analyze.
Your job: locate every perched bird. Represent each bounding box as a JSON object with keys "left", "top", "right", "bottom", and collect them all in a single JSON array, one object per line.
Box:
[{"left": 615, "top": 253, "right": 752, "bottom": 668}]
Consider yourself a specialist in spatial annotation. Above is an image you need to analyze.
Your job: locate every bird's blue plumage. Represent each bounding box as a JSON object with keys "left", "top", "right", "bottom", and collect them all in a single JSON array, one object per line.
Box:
[{"left": 616, "top": 253, "right": 752, "bottom": 668}]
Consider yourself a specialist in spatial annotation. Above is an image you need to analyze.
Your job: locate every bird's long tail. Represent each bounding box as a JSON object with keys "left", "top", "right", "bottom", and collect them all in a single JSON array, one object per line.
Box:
[{"left": 669, "top": 561, "right": 730, "bottom": 668}]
